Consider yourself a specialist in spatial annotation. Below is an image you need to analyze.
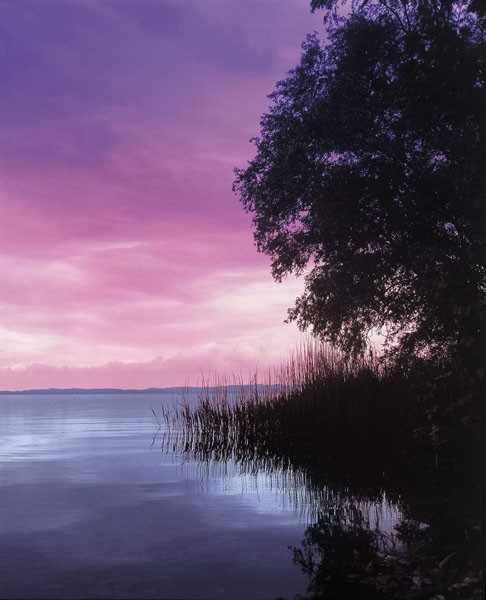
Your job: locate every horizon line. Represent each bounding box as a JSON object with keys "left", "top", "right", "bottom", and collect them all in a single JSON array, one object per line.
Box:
[{"left": 0, "top": 384, "right": 279, "bottom": 395}]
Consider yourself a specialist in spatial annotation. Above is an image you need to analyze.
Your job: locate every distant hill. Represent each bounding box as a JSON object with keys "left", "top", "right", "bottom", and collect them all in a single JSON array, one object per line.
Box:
[
  {"left": 0, "top": 387, "right": 192, "bottom": 395},
  {"left": 0, "top": 385, "right": 279, "bottom": 396}
]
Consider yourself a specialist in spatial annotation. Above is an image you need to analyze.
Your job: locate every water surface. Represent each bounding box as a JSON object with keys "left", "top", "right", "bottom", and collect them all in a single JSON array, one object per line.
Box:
[
  {"left": 0, "top": 393, "right": 312, "bottom": 599},
  {"left": 0, "top": 393, "right": 400, "bottom": 599}
]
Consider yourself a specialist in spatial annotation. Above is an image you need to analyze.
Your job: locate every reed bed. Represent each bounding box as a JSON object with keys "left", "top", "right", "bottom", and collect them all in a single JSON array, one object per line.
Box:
[
  {"left": 160, "top": 340, "right": 430, "bottom": 484},
  {"left": 157, "top": 342, "right": 482, "bottom": 600}
]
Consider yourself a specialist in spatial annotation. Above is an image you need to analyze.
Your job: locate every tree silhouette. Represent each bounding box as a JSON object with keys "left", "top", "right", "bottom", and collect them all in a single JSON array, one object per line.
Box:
[{"left": 234, "top": 1, "right": 485, "bottom": 388}]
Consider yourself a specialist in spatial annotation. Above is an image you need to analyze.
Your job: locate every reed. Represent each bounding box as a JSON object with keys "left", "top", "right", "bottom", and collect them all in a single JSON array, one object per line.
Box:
[
  {"left": 162, "top": 340, "right": 430, "bottom": 482},
  {"left": 158, "top": 342, "right": 482, "bottom": 600}
]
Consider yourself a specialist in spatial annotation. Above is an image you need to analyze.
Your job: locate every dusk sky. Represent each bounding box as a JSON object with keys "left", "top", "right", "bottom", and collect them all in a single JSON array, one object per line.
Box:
[{"left": 1, "top": 0, "right": 323, "bottom": 390}]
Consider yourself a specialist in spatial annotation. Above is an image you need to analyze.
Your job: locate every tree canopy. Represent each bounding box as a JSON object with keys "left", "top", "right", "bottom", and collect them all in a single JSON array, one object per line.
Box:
[{"left": 234, "top": 0, "right": 485, "bottom": 381}]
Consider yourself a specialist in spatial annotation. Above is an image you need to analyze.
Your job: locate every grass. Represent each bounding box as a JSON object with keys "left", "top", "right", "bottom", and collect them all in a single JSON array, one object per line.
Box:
[
  {"left": 158, "top": 340, "right": 483, "bottom": 599},
  {"left": 160, "top": 340, "right": 433, "bottom": 496}
]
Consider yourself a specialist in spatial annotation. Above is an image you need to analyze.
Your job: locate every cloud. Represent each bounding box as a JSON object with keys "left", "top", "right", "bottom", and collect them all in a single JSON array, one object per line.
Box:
[
  {"left": 1, "top": 231, "right": 306, "bottom": 380},
  {"left": 0, "top": 324, "right": 307, "bottom": 391},
  {"left": 0, "top": 0, "right": 322, "bottom": 390}
]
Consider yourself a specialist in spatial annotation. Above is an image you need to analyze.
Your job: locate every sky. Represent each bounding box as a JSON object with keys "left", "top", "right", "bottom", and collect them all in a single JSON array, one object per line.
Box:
[{"left": 0, "top": 0, "right": 324, "bottom": 391}]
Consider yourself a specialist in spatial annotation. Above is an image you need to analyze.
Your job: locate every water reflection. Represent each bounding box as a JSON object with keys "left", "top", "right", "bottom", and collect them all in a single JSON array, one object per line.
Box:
[
  {"left": 156, "top": 427, "right": 402, "bottom": 524},
  {"left": 1, "top": 393, "right": 480, "bottom": 599},
  {"left": 0, "top": 394, "right": 310, "bottom": 600},
  {"left": 158, "top": 423, "right": 483, "bottom": 600}
]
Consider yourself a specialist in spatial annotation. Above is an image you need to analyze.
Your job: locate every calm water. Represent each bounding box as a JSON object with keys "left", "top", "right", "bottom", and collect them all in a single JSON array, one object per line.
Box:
[{"left": 0, "top": 393, "right": 400, "bottom": 599}]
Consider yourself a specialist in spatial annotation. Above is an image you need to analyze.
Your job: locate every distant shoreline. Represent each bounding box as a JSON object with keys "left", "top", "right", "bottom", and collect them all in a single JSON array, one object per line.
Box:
[
  {"left": 0, "top": 384, "right": 275, "bottom": 396},
  {"left": 0, "top": 387, "right": 194, "bottom": 395}
]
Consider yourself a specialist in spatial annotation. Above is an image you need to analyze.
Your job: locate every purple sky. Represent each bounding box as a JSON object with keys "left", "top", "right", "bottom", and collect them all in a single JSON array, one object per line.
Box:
[{"left": 1, "top": 0, "right": 323, "bottom": 390}]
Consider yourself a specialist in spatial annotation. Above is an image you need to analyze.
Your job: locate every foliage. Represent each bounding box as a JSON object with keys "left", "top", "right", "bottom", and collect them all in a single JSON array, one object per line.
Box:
[
  {"left": 233, "top": 0, "right": 485, "bottom": 388},
  {"left": 292, "top": 510, "right": 484, "bottom": 599},
  {"left": 291, "top": 507, "right": 386, "bottom": 598}
]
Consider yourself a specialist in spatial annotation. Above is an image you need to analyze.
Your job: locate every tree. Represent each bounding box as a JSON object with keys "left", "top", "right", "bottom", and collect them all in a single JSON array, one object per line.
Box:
[{"left": 233, "top": 0, "right": 485, "bottom": 390}]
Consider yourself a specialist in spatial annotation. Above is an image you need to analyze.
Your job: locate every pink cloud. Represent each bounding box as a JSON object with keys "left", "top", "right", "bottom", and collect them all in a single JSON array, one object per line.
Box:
[
  {"left": 1, "top": 326, "right": 308, "bottom": 391},
  {"left": 0, "top": 0, "right": 322, "bottom": 390}
]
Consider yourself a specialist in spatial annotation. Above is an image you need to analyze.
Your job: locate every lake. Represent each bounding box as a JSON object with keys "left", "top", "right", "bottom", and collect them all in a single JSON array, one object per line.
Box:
[{"left": 0, "top": 393, "right": 401, "bottom": 600}]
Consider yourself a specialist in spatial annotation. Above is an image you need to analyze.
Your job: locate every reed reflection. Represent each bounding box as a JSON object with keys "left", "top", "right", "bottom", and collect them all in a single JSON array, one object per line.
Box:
[
  {"left": 154, "top": 343, "right": 482, "bottom": 599},
  {"left": 158, "top": 426, "right": 402, "bottom": 527},
  {"left": 157, "top": 420, "right": 482, "bottom": 599}
]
